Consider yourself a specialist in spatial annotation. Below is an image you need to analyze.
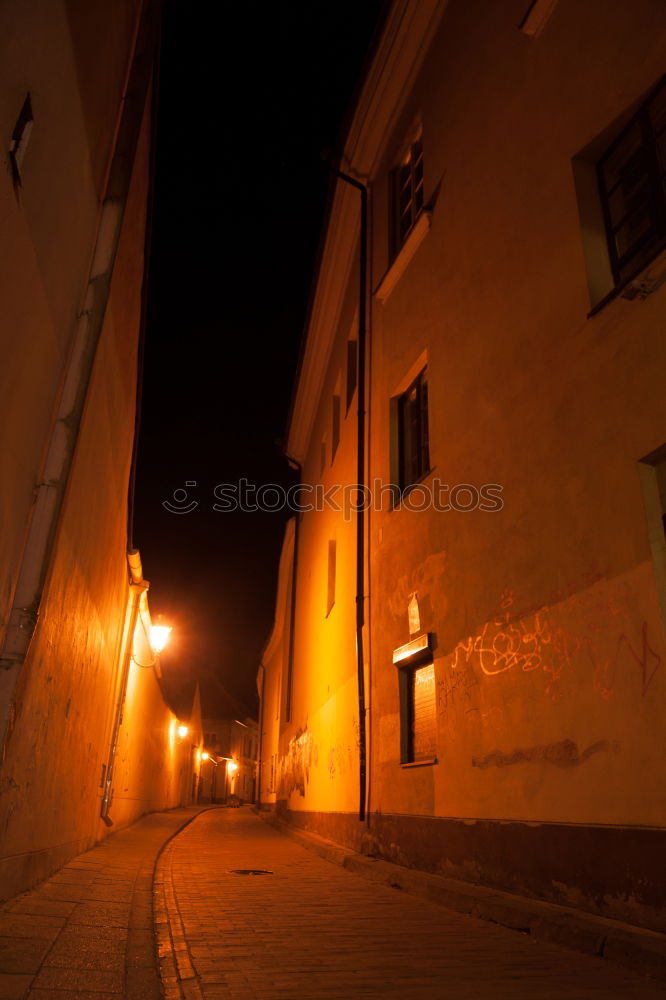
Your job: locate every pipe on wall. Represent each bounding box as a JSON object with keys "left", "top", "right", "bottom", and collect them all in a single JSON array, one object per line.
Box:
[
  {"left": 331, "top": 167, "right": 368, "bottom": 823},
  {"left": 0, "top": 0, "right": 160, "bottom": 753},
  {"left": 100, "top": 549, "right": 148, "bottom": 826}
]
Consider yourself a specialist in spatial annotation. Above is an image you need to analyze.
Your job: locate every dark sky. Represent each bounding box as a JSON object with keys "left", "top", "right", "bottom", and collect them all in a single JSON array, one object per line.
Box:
[{"left": 134, "top": 2, "right": 385, "bottom": 717}]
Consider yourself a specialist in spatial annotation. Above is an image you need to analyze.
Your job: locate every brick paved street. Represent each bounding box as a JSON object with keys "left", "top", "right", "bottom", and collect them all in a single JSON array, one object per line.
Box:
[
  {"left": 0, "top": 807, "right": 203, "bottom": 1000},
  {"left": 160, "top": 808, "right": 666, "bottom": 1000}
]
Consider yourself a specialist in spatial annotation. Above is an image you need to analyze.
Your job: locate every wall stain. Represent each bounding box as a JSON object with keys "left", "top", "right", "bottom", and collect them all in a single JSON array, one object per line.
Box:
[{"left": 471, "top": 738, "right": 618, "bottom": 770}]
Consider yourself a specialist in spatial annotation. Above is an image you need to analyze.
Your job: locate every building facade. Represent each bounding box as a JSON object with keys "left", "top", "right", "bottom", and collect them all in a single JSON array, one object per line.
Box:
[
  {"left": 0, "top": 0, "right": 203, "bottom": 900},
  {"left": 201, "top": 716, "right": 258, "bottom": 804},
  {"left": 259, "top": 0, "right": 666, "bottom": 932}
]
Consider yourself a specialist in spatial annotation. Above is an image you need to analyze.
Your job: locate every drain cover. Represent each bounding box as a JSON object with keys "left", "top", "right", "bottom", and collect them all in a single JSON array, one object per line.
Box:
[{"left": 230, "top": 869, "right": 273, "bottom": 876}]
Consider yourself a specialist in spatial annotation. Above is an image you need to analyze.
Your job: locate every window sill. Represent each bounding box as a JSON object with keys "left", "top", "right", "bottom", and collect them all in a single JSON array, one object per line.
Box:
[
  {"left": 401, "top": 757, "right": 437, "bottom": 768},
  {"left": 588, "top": 244, "right": 666, "bottom": 317},
  {"left": 375, "top": 210, "right": 432, "bottom": 303},
  {"left": 390, "top": 466, "right": 436, "bottom": 512}
]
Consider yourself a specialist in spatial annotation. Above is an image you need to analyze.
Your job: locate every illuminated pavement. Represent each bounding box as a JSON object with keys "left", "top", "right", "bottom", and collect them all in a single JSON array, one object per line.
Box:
[
  {"left": 1, "top": 805, "right": 663, "bottom": 1000},
  {"left": 0, "top": 807, "right": 203, "bottom": 1000},
  {"left": 157, "top": 808, "right": 666, "bottom": 1000}
]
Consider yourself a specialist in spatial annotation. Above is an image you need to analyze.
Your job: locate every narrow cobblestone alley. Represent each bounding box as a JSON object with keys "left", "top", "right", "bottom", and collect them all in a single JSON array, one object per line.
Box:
[
  {"left": 1, "top": 805, "right": 664, "bottom": 1000},
  {"left": 157, "top": 809, "right": 665, "bottom": 1000}
]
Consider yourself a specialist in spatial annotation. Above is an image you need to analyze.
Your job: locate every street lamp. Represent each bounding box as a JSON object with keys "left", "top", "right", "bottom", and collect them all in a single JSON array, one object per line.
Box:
[{"left": 149, "top": 623, "right": 172, "bottom": 654}]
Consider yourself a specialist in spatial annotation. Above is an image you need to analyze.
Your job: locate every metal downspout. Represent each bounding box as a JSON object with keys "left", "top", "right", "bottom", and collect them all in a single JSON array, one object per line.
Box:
[
  {"left": 100, "top": 549, "right": 148, "bottom": 825},
  {"left": 0, "top": 0, "right": 160, "bottom": 751},
  {"left": 331, "top": 168, "right": 368, "bottom": 823}
]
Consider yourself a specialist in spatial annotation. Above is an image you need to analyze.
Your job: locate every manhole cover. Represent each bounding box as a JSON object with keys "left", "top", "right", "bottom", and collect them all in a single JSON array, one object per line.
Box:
[{"left": 230, "top": 869, "right": 273, "bottom": 876}]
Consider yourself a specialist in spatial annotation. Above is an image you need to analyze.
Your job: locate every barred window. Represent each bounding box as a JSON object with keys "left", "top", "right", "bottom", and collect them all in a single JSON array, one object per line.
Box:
[
  {"left": 397, "top": 369, "right": 430, "bottom": 493},
  {"left": 598, "top": 77, "right": 666, "bottom": 288},
  {"left": 391, "top": 137, "right": 424, "bottom": 256}
]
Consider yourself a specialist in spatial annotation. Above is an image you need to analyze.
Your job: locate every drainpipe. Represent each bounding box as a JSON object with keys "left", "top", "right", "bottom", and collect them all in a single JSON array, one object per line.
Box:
[
  {"left": 100, "top": 549, "right": 148, "bottom": 826},
  {"left": 330, "top": 167, "right": 368, "bottom": 823}
]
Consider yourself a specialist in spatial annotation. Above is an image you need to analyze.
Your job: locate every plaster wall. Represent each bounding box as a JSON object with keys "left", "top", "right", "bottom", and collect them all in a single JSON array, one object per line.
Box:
[
  {"left": 368, "top": 0, "right": 666, "bottom": 830},
  {"left": 0, "top": 2, "right": 191, "bottom": 901},
  {"left": 276, "top": 324, "right": 361, "bottom": 817},
  {"left": 268, "top": 0, "right": 666, "bottom": 927}
]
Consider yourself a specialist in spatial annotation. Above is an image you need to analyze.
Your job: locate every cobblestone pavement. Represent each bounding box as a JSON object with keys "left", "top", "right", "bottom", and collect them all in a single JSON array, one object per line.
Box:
[
  {"left": 0, "top": 807, "right": 204, "bottom": 1000},
  {"left": 159, "top": 808, "right": 666, "bottom": 1000}
]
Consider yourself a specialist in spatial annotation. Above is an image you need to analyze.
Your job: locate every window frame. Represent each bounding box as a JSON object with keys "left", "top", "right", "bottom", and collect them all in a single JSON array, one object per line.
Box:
[
  {"left": 597, "top": 76, "right": 666, "bottom": 291},
  {"left": 396, "top": 368, "right": 430, "bottom": 495},
  {"left": 390, "top": 135, "right": 424, "bottom": 259},
  {"left": 394, "top": 634, "right": 437, "bottom": 766}
]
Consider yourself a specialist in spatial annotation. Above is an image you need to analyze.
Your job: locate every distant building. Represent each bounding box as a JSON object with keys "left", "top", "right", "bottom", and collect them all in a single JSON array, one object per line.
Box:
[
  {"left": 201, "top": 716, "right": 258, "bottom": 804},
  {"left": 259, "top": 0, "right": 666, "bottom": 932},
  {"left": 0, "top": 1, "right": 202, "bottom": 900}
]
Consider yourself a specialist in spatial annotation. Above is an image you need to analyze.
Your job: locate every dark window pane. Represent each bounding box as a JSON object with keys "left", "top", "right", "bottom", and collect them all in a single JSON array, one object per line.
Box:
[
  {"left": 600, "top": 123, "right": 643, "bottom": 193},
  {"left": 613, "top": 208, "right": 653, "bottom": 259},
  {"left": 607, "top": 174, "right": 651, "bottom": 229},
  {"left": 398, "top": 370, "right": 429, "bottom": 491},
  {"left": 617, "top": 232, "right": 663, "bottom": 283},
  {"left": 392, "top": 136, "right": 424, "bottom": 255},
  {"left": 598, "top": 79, "right": 666, "bottom": 286}
]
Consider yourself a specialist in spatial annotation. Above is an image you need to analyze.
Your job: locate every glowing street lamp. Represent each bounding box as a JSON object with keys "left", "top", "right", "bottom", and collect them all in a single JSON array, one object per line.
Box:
[
  {"left": 177, "top": 724, "right": 189, "bottom": 740},
  {"left": 149, "top": 623, "right": 172, "bottom": 654}
]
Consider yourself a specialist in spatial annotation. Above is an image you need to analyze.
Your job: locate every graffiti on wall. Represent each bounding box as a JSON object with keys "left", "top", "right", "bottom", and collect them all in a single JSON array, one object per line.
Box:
[
  {"left": 442, "top": 583, "right": 661, "bottom": 708},
  {"left": 277, "top": 727, "right": 312, "bottom": 798}
]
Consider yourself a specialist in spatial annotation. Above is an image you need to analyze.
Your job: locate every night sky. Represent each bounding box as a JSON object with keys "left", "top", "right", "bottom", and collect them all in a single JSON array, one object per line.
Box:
[{"left": 134, "top": 2, "right": 386, "bottom": 717}]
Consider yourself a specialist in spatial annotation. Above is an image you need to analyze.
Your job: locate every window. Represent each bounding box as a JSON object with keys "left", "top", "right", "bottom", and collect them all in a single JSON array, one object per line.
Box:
[
  {"left": 397, "top": 369, "right": 430, "bottom": 492},
  {"left": 9, "top": 94, "right": 33, "bottom": 189},
  {"left": 346, "top": 340, "right": 358, "bottom": 413},
  {"left": 391, "top": 136, "right": 424, "bottom": 257},
  {"left": 597, "top": 78, "right": 666, "bottom": 290},
  {"left": 394, "top": 634, "right": 437, "bottom": 765},
  {"left": 519, "top": 0, "right": 558, "bottom": 37},
  {"left": 409, "top": 663, "right": 437, "bottom": 761}
]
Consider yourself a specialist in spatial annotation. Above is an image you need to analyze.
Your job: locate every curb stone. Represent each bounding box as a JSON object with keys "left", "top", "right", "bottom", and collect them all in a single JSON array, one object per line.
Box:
[
  {"left": 257, "top": 810, "right": 666, "bottom": 983},
  {"left": 153, "top": 807, "right": 221, "bottom": 1000}
]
